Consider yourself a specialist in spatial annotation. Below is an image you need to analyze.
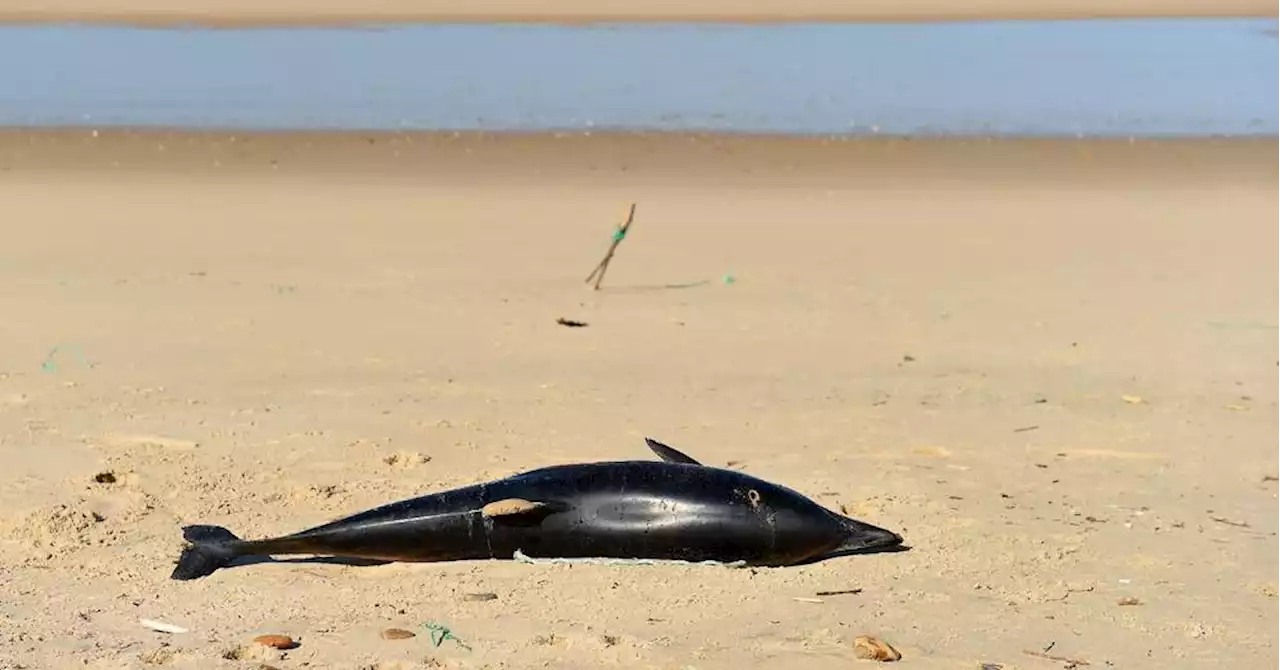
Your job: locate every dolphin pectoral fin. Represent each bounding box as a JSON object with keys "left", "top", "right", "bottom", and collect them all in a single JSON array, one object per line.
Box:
[
  {"left": 644, "top": 437, "right": 702, "bottom": 465},
  {"left": 481, "top": 498, "right": 558, "bottom": 520}
]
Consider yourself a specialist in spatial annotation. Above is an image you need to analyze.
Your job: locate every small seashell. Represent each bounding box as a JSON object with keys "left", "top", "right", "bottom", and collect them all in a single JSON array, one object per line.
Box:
[
  {"left": 853, "top": 635, "right": 901, "bottom": 662},
  {"left": 1117, "top": 596, "right": 1142, "bottom": 606},
  {"left": 139, "top": 618, "right": 188, "bottom": 634},
  {"left": 252, "top": 634, "right": 297, "bottom": 650},
  {"left": 381, "top": 628, "right": 416, "bottom": 640}
]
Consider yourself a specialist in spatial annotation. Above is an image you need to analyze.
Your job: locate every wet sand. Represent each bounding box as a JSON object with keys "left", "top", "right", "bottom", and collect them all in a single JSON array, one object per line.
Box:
[
  {"left": 0, "top": 0, "right": 1272, "bottom": 25},
  {"left": 0, "top": 130, "right": 1275, "bottom": 668}
]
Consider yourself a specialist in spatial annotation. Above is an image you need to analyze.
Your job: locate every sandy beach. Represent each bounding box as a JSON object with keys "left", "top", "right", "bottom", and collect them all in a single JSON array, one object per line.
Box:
[
  {"left": 0, "top": 130, "right": 1274, "bottom": 668},
  {"left": 0, "top": 0, "right": 1273, "bottom": 25}
]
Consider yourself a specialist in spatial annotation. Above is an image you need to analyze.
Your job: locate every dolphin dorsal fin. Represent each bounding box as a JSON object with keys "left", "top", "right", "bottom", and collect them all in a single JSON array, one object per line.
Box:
[{"left": 644, "top": 438, "right": 701, "bottom": 465}]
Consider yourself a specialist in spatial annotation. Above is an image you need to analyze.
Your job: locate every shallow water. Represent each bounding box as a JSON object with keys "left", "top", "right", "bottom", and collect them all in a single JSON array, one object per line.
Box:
[{"left": 0, "top": 19, "right": 1275, "bottom": 136}]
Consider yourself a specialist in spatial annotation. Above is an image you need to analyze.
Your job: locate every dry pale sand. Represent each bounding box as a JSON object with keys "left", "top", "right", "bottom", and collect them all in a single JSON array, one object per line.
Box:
[
  {"left": 0, "top": 130, "right": 1275, "bottom": 669},
  {"left": 0, "top": 0, "right": 1271, "bottom": 25}
]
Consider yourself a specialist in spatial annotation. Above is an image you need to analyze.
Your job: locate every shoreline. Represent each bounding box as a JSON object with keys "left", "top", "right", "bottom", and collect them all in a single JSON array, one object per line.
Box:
[
  {"left": 2, "top": 129, "right": 1272, "bottom": 186},
  {"left": 0, "top": 2, "right": 1272, "bottom": 27}
]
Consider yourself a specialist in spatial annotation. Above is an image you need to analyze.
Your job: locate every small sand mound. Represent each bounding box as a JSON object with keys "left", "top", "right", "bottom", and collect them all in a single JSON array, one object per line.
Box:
[
  {"left": 1, "top": 487, "right": 158, "bottom": 558},
  {"left": 1, "top": 503, "right": 104, "bottom": 553}
]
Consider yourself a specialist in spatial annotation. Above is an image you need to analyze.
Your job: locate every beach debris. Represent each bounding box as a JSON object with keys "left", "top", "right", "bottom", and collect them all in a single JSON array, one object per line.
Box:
[
  {"left": 423, "top": 622, "right": 471, "bottom": 650},
  {"left": 584, "top": 203, "right": 636, "bottom": 290},
  {"left": 1121, "top": 395, "right": 1145, "bottom": 405},
  {"left": 980, "top": 664, "right": 1004, "bottom": 670},
  {"left": 793, "top": 597, "right": 825, "bottom": 604},
  {"left": 252, "top": 634, "right": 298, "bottom": 650},
  {"left": 722, "top": 273, "right": 736, "bottom": 285},
  {"left": 382, "top": 451, "right": 431, "bottom": 467},
  {"left": 1263, "top": 475, "right": 1279, "bottom": 482},
  {"left": 140, "top": 619, "right": 188, "bottom": 634},
  {"left": 1023, "top": 648, "right": 1089, "bottom": 667},
  {"left": 1117, "top": 596, "right": 1142, "bottom": 606},
  {"left": 1209, "top": 515, "right": 1250, "bottom": 528},
  {"left": 853, "top": 635, "right": 901, "bottom": 662},
  {"left": 1014, "top": 425, "right": 1040, "bottom": 433},
  {"left": 93, "top": 471, "right": 118, "bottom": 484},
  {"left": 463, "top": 592, "right": 498, "bottom": 602},
  {"left": 901, "top": 355, "right": 916, "bottom": 363},
  {"left": 556, "top": 317, "right": 589, "bottom": 328},
  {"left": 41, "top": 344, "right": 89, "bottom": 373},
  {"left": 1223, "top": 404, "right": 1249, "bottom": 411},
  {"left": 381, "top": 628, "right": 416, "bottom": 640},
  {"left": 815, "top": 588, "right": 863, "bottom": 597}
]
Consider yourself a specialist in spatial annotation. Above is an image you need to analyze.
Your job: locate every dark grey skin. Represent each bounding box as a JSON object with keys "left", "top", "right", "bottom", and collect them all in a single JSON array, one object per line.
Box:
[{"left": 170, "top": 438, "right": 905, "bottom": 580}]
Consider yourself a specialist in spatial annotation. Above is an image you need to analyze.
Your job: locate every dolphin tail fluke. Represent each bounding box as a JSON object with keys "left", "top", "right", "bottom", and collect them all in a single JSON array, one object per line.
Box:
[{"left": 170, "top": 524, "right": 245, "bottom": 580}]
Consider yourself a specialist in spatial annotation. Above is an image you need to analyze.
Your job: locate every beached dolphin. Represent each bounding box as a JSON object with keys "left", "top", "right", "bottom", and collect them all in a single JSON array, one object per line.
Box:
[{"left": 170, "top": 438, "right": 905, "bottom": 580}]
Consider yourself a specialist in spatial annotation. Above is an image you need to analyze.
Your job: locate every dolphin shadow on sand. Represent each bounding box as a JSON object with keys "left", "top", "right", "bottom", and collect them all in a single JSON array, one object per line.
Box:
[{"left": 170, "top": 438, "right": 908, "bottom": 580}]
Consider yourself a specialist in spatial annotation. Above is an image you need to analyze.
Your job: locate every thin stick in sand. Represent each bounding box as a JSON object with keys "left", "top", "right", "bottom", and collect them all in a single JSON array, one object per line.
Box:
[
  {"left": 1022, "top": 648, "right": 1090, "bottom": 666},
  {"left": 585, "top": 203, "right": 637, "bottom": 291}
]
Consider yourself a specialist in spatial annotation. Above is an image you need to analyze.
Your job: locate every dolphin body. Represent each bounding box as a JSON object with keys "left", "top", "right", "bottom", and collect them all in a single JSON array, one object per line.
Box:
[{"left": 170, "top": 438, "right": 905, "bottom": 580}]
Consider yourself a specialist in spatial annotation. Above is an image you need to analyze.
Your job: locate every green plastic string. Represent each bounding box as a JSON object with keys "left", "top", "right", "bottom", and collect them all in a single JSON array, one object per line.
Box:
[
  {"left": 40, "top": 345, "right": 88, "bottom": 373},
  {"left": 423, "top": 622, "right": 471, "bottom": 651}
]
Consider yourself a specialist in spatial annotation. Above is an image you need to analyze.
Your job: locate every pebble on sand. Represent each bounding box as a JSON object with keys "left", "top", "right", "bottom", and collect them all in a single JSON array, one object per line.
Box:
[
  {"left": 252, "top": 634, "right": 298, "bottom": 650},
  {"left": 853, "top": 635, "right": 901, "bottom": 662}
]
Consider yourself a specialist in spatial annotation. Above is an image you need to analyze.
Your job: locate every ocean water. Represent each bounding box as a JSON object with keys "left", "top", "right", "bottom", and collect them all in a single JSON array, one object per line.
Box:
[{"left": 0, "top": 18, "right": 1275, "bottom": 136}]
